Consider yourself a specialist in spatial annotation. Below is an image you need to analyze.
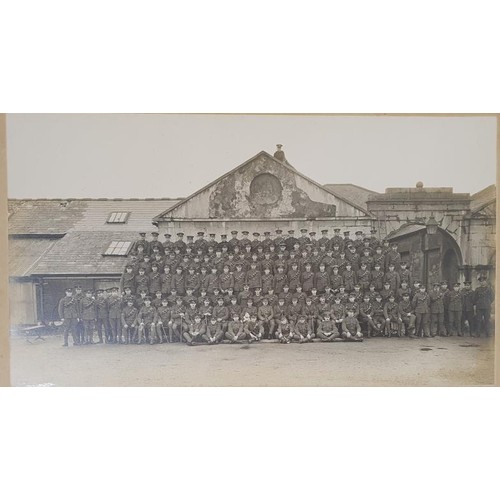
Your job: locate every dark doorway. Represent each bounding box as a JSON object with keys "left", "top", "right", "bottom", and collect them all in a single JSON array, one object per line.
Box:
[{"left": 442, "top": 249, "right": 459, "bottom": 286}]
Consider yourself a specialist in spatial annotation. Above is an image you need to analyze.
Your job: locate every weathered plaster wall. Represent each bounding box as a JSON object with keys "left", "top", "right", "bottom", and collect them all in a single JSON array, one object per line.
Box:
[{"left": 162, "top": 154, "right": 366, "bottom": 219}]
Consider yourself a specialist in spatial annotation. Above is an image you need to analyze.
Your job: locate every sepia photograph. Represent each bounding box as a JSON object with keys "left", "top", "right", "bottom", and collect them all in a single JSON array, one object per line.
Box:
[{"left": 5, "top": 114, "right": 497, "bottom": 386}]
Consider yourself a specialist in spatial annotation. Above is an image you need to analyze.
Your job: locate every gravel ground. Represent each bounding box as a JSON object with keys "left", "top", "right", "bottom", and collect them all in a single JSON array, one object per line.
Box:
[{"left": 9, "top": 333, "right": 495, "bottom": 387}]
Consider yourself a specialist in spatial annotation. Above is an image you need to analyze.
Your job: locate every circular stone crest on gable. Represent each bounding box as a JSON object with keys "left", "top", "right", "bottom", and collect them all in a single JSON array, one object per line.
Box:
[{"left": 249, "top": 173, "right": 282, "bottom": 205}]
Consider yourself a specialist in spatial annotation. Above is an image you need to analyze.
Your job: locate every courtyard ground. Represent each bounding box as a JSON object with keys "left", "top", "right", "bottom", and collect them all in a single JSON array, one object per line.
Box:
[{"left": 9, "top": 331, "right": 495, "bottom": 387}]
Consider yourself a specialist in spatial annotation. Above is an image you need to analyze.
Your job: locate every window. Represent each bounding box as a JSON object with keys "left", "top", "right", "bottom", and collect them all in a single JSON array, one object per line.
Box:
[
  {"left": 103, "top": 241, "right": 132, "bottom": 256},
  {"left": 107, "top": 212, "right": 130, "bottom": 223}
]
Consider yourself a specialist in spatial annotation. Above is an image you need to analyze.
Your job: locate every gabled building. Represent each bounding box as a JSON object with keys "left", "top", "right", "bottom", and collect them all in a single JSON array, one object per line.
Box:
[{"left": 153, "top": 150, "right": 375, "bottom": 236}]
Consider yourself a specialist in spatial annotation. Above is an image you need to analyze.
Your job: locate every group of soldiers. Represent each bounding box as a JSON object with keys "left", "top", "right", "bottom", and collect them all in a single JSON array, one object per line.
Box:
[{"left": 57, "top": 228, "right": 495, "bottom": 347}]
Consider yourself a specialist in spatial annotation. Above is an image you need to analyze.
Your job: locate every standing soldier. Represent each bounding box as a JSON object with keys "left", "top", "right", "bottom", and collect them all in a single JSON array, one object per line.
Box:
[
  {"left": 412, "top": 284, "right": 430, "bottom": 338},
  {"left": 331, "top": 228, "right": 343, "bottom": 251},
  {"left": 314, "top": 263, "right": 330, "bottom": 294},
  {"left": 170, "top": 297, "right": 187, "bottom": 342},
  {"left": 273, "top": 265, "right": 288, "bottom": 294},
  {"left": 219, "top": 265, "right": 235, "bottom": 293},
  {"left": 330, "top": 265, "right": 343, "bottom": 293},
  {"left": 298, "top": 228, "right": 310, "bottom": 247},
  {"left": 132, "top": 232, "right": 150, "bottom": 255},
  {"left": 385, "top": 242, "right": 401, "bottom": 271},
  {"left": 246, "top": 262, "right": 262, "bottom": 291},
  {"left": 155, "top": 297, "right": 171, "bottom": 343},
  {"left": 345, "top": 245, "right": 360, "bottom": 273},
  {"left": 120, "top": 264, "right": 136, "bottom": 293},
  {"left": 447, "top": 283, "right": 463, "bottom": 336},
  {"left": 461, "top": 281, "right": 476, "bottom": 336},
  {"left": 149, "top": 232, "right": 164, "bottom": 255},
  {"left": 58, "top": 288, "right": 79, "bottom": 347},
  {"left": 162, "top": 233, "right": 174, "bottom": 255},
  {"left": 95, "top": 289, "right": 109, "bottom": 344},
  {"left": 441, "top": 281, "right": 450, "bottom": 333},
  {"left": 429, "top": 282, "right": 446, "bottom": 337},
  {"left": 369, "top": 228, "right": 380, "bottom": 250},
  {"left": 261, "top": 231, "right": 273, "bottom": 252},
  {"left": 240, "top": 230, "right": 251, "bottom": 249},
  {"left": 107, "top": 287, "right": 123, "bottom": 344},
  {"left": 72, "top": 285, "right": 85, "bottom": 345},
  {"left": 371, "top": 263, "right": 384, "bottom": 291},
  {"left": 398, "top": 262, "right": 413, "bottom": 288},
  {"left": 171, "top": 267, "right": 186, "bottom": 296},
  {"left": 261, "top": 267, "right": 274, "bottom": 296},
  {"left": 193, "top": 232, "right": 207, "bottom": 254},
  {"left": 228, "top": 230, "right": 240, "bottom": 250},
  {"left": 372, "top": 246, "right": 386, "bottom": 270},
  {"left": 173, "top": 232, "right": 186, "bottom": 254},
  {"left": 285, "top": 229, "right": 298, "bottom": 251},
  {"left": 81, "top": 289, "right": 96, "bottom": 344},
  {"left": 287, "top": 261, "right": 301, "bottom": 292},
  {"left": 342, "top": 262, "right": 356, "bottom": 292},
  {"left": 121, "top": 297, "right": 139, "bottom": 344},
  {"left": 343, "top": 230, "right": 353, "bottom": 249},
  {"left": 357, "top": 262, "right": 371, "bottom": 293},
  {"left": 385, "top": 263, "right": 401, "bottom": 292},
  {"left": 250, "top": 232, "right": 261, "bottom": 250},
  {"left": 148, "top": 263, "right": 162, "bottom": 295},
  {"left": 353, "top": 231, "right": 364, "bottom": 254},
  {"left": 317, "top": 229, "right": 330, "bottom": 249},
  {"left": 134, "top": 267, "right": 150, "bottom": 295},
  {"left": 474, "top": 275, "right": 494, "bottom": 337}
]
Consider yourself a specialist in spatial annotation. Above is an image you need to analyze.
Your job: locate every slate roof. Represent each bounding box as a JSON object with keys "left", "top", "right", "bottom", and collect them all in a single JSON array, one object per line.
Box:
[
  {"left": 8, "top": 198, "right": 182, "bottom": 235},
  {"left": 470, "top": 184, "right": 496, "bottom": 212},
  {"left": 323, "top": 184, "right": 379, "bottom": 211},
  {"left": 30, "top": 231, "right": 138, "bottom": 275},
  {"left": 8, "top": 237, "right": 57, "bottom": 277}
]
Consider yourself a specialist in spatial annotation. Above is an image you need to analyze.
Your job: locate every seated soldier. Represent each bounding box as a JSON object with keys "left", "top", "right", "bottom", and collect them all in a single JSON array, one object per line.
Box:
[
  {"left": 371, "top": 294, "right": 386, "bottom": 336},
  {"left": 303, "top": 296, "right": 319, "bottom": 333},
  {"left": 358, "top": 294, "right": 378, "bottom": 337},
  {"left": 383, "top": 294, "right": 403, "bottom": 337},
  {"left": 342, "top": 309, "right": 363, "bottom": 342},
  {"left": 331, "top": 296, "right": 345, "bottom": 333},
  {"left": 184, "top": 314, "right": 207, "bottom": 346},
  {"left": 287, "top": 296, "right": 303, "bottom": 326},
  {"left": 121, "top": 297, "right": 138, "bottom": 344},
  {"left": 276, "top": 316, "right": 293, "bottom": 344},
  {"left": 316, "top": 311, "right": 341, "bottom": 342},
  {"left": 213, "top": 296, "right": 230, "bottom": 333},
  {"left": 137, "top": 296, "right": 157, "bottom": 345},
  {"left": 293, "top": 315, "right": 314, "bottom": 343},
  {"left": 226, "top": 314, "right": 246, "bottom": 344},
  {"left": 204, "top": 316, "right": 224, "bottom": 345},
  {"left": 398, "top": 292, "right": 416, "bottom": 337},
  {"left": 244, "top": 313, "right": 264, "bottom": 343},
  {"left": 257, "top": 297, "right": 275, "bottom": 339}
]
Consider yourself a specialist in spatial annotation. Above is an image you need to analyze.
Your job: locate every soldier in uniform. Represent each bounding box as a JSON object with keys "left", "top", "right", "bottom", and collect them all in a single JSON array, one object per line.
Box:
[
  {"left": 58, "top": 288, "right": 79, "bottom": 346},
  {"left": 205, "top": 317, "right": 224, "bottom": 345},
  {"left": 314, "top": 311, "right": 339, "bottom": 342},
  {"left": 342, "top": 262, "right": 356, "bottom": 292},
  {"left": 239, "top": 230, "right": 251, "bottom": 249},
  {"left": 226, "top": 314, "right": 245, "bottom": 343},
  {"left": 173, "top": 232, "right": 187, "bottom": 254},
  {"left": 244, "top": 313, "right": 264, "bottom": 342},
  {"left": 342, "top": 309, "right": 363, "bottom": 341},
  {"left": 170, "top": 297, "right": 187, "bottom": 342},
  {"left": 317, "top": 229, "right": 329, "bottom": 250},
  {"left": 228, "top": 230, "right": 239, "bottom": 250},
  {"left": 162, "top": 233, "right": 174, "bottom": 255},
  {"left": 358, "top": 295, "right": 378, "bottom": 337},
  {"left": 149, "top": 232, "right": 164, "bottom": 255},
  {"left": 213, "top": 296, "right": 230, "bottom": 333},
  {"left": 107, "top": 287, "right": 123, "bottom": 344},
  {"left": 429, "top": 282, "right": 446, "bottom": 336},
  {"left": 184, "top": 314, "right": 207, "bottom": 346},
  {"left": 132, "top": 232, "right": 150, "bottom": 255},
  {"left": 80, "top": 289, "right": 96, "bottom": 344},
  {"left": 314, "top": 263, "right": 330, "bottom": 294},
  {"left": 353, "top": 230, "right": 364, "bottom": 253},
  {"left": 398, "top": 262, "right": 413, "bottom": 288},
  {"left": 156, "top": 297, "right": 171, "bottom": 343},
  {"left": 412, "top": 284, "right": 430, "bottom": 337},
  {"left": 474, "top": 275, "right": 494, "bottom": 337},
  {"left": 193, "top": 232, "right": 207, "bottom": 254},
  {"left": 121, "top": 297, "right": 139, "bottom": 344},
  {"left": 385, "top": 242, "right": 401, "bottom": 271},
  {"left": 383, "top": 294, "right": 402, "bottom": 337},
  {"left": 331, "top": 228, "right": 343, "bottom": 251},
  {"left": 398, "top": 292, "right": 416, "bottom": 337},
  {"left": 120, "top": 264, "right": 136, "bottom": 293},
  {"left": 257, "top": 296, "right": 274, "bottom": 338},
  {"left": 461, "top": 281, "right": 476, "bottom": 336},
  {"left": 371, "top": 294, "right": 386, "bottom": 336},
  {"left": 447, "top": 282, "right": 463, "bottom": 336},
  {"left": 94, "top": 289, "right": 109, "bottom": 344}
]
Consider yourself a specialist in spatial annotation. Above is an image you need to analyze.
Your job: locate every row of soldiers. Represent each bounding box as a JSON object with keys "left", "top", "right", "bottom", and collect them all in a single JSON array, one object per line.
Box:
[{"left": 57, "top": 275, "right": 494, "bottom": 346}]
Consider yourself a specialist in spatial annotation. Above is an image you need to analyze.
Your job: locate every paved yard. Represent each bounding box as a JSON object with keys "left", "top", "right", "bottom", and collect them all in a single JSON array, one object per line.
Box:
[{"left": 9, "top": 333, "right": 495, "bottom": 387}]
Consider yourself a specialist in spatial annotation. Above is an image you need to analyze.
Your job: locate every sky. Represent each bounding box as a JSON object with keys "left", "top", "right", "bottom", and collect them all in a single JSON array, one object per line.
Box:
[{"left": 6, "top": 114, "right": 497, "bottom": 199}]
